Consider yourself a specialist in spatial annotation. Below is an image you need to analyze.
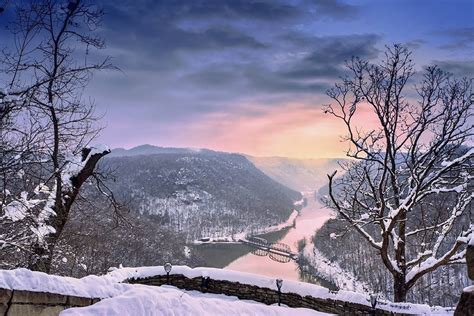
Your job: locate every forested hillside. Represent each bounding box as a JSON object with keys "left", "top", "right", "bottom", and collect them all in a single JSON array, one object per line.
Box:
[
  {"left": 103, "top": 149, "right": 302, "bottom": 241},
  {"left": 44, "top": 147, "right": 301, "bottom": 278},
  {"left": 249, "top": 156, "right": 343, "bottom": 191},
  {"left": 310, "top": 174, "right": 471, "bottom": 306}
]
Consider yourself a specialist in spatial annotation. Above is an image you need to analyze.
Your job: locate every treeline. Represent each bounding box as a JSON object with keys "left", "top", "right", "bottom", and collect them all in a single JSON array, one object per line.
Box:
[
  {"left": 312, "top": 193, "right": 471, "bottom": 306},
  {"left": 51, "top": 202, "right": 193, "bottom": 277},
  {"left": 101, "top": 152, "right": 301, "bottom": 241}
]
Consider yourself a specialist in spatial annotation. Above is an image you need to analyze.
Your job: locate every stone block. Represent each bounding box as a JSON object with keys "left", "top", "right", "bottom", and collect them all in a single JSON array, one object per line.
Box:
[
  {"left": 467, "top": 244, "right": 474, "bottom": 280},
  {"left": 67, "top": 295, "right": 91, "bottom": 307},
  {"left": 454, "top": 287, "right": 474, "bottom": 316},
  {"left": 12, "top": 290, "right": 67, "bottom": 305},
  {"left": 7, "top": 304, "right": 65, "bottom": 316},
  {"left": 0, "top": 288, "right": 12, "bottom": 316}
]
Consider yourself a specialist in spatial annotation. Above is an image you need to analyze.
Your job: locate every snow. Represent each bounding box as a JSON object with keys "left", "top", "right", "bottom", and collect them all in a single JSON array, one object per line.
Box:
[
  {"left": 0, "top": 266, "right": 454, "bottom": 315},
  {"left": 62, "top": 286, "right": 326, "bottom": 316},
  {"left": 268, "top": 209, "right": 298, "bottom": 232},
  {"left": 1, "top": 185, "right": 57, "bottom": 244},
  {"left": 29, "top": 187, "right": 57, "bottom": 244},
  {"left": 107, "top": 266, "right": 449, "bottom": 315},
  {"left": 194, "top": 209, "right": 299, "bottom": 244},
  {"left": 184, "top": 246, "right": 191, "bottom": 258},
  {"left": 463, "top": 285, "right": 474, "bottom": 293},
  {"left": 0, "top": 269, "right": 327, "bottom": 316},
  {"left": 294, "top": 197, "right": 305, "bottom": 206},
  {"left": 16, "top": 169, "right": 25, "bottom": 179},
  {"left": 89, "top": 144, "right": 110, "bottom": 155},
  {"left": 440, "top": 148, "right": 474, "bottom": 167},
  {"left": 302, "top": 246, "right": 370, "bottom": 294},
  {"left": 61, "top": 144, "right": 111, "bottom": 189},
  {"left": 33, "top": 183, "right": 50, "bottom": 195},
  {"left": 3, "top": 199, "right": 28, "bottom": 221},
  {"left": 360, "top": 213, "right": 369, "bottom": 220}
]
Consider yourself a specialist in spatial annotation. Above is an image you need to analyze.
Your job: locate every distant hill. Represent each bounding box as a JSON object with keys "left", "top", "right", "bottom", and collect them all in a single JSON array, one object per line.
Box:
[
  {"left": 101, "top": 148, "right": 301, "bottom": 240},
  {"left": 248, "top": 156, "right": 345, "bottom": 192},
  {"left": 109, "top": 144, "right": 214, "bottom": 157}
]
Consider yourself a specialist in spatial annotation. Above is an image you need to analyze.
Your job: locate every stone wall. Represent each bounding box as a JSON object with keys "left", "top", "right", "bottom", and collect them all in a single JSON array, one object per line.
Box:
[
  {"left": 0, "top": 288, "right": 99, "bottom": 316},
  {"left": 454, "top": 287, "right": 474, "bottom": 316},
  {"left": 127, "top": 274, "right": 405, "bottom": 315},
  {"left": 0, "top": 274, "right": 435, "bottom": 315}
]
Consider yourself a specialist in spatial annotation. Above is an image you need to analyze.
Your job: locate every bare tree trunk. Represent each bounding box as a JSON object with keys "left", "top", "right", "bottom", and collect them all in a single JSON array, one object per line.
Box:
[
  {"left": 0, "top": 1, "right": 115, "bottom": 271},
  {"left": 29, "top": 245, "right": 51, "bottom": 272},
  {"left": 323, "top": 45, "right": 473, "bottom": 302},
  {"left": 393, "top": 274, "right": 408, "bottom": 302},
  {"left": 29, "top": 148, "right": 110, "bottom": 272}
]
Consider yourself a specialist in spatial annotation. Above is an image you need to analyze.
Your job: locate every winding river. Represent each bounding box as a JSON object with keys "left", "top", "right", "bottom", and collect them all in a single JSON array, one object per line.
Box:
[{"left": 223, "top": 192, "right": 334, "bottom": 281}]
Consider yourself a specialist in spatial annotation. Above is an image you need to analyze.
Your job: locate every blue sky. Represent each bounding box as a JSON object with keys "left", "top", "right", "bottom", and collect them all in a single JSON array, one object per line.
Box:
[{"left": 1, "top": 0, "right": 473, "bottom": 157}]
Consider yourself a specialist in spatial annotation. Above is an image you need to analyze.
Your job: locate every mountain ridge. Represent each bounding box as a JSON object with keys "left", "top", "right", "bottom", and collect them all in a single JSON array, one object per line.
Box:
[
  {"left": 108, "top": 144, "right": 345, "bottom": 193},
  {"left": 101, "top": 149, "right": 302, "bottom": 240}
]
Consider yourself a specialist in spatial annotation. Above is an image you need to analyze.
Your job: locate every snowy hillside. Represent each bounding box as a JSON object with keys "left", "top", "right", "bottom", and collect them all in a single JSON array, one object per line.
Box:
[
  {"left": 100, "top": 149, "right": 302, "bottom": 241},
  {"left": 108, "top": 144, "right": 213, "bottom": 157},
  {"left": 248, "top": 156, "right": 344, "bottom": 192}
]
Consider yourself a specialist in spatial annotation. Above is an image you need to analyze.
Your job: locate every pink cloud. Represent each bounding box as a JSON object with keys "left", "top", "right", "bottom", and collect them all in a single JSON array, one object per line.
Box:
[{"left": 168, "top": 100, "right": 377, "bottom": 158}]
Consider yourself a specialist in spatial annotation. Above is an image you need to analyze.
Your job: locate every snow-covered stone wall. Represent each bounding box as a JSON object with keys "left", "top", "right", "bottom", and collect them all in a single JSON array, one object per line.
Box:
[
  {"left": 128, "top": 274, "right": 387, "bottom": 315},
  {"left": 0, "top": 288, "right": 98, "bottom": 316},
  {"left": 0, "top": 266, "right": 455, "bottom": 315}
]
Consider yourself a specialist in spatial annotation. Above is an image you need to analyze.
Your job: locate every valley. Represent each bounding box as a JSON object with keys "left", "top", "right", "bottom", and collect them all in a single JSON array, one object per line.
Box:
[
  {"left": 101, "top": 146, "right": 344, "bottom": 286},
  {"left": 224, "top": 192, "right": 334, "bottom": 281}
]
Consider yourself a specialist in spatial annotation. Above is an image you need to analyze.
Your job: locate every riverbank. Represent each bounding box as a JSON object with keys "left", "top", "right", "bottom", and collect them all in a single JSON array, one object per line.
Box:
[
  {"left": 193, "top": 210, "right": 299, "bottom": 245},
  {"left": 298, "top": 245, "right": 371, "bottom": 294},
  {"left": 192, "top": 201, "right": 302, "bottom": 245},
  {"left": 223, "top": 192, "right": 334, "bottom": 281},
  {"left": 192, "top": 191, "right": 362, "bottom": 291},
  {"left": 193, "top": 227, "right": 291, "bottom": 268}
]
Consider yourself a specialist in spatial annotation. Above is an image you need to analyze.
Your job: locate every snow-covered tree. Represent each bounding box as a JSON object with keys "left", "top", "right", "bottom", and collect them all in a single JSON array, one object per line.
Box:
[
  {"left": 0, "top": 0, "right": 113, "bottom": 272},
  {"left": 324, "top": 45, "right": 473, "bottom": 302}
]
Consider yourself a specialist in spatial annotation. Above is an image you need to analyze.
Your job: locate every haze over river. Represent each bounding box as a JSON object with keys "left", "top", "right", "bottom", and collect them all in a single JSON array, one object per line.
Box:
[{"left": 224, "top": 191, "right": 334, "bottom": 281}]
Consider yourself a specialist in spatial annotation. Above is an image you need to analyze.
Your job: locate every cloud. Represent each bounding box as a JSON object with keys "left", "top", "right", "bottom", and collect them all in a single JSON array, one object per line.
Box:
[
  {"left": 309, "top": 0, "right": 359, "bottom": 20},
  {"left": 182, "top": 33, "right": 380, "bottom": 98},
  {"left": 145, "top": 0, "right": 300, "bottom": 21},
  {"left": 101, "top": 1, "right": 295, "bottom": 73},
  {"left": 278, "top": 34, "right": 380, "bottom": 79},
  {"left": 106, "top": 0, "right": 358, "bottom": 23},
  {"left": 404, "top": 39, "right": 427, "bottom": 50},
  {"left": 434, "top": 27, "right": 474, "bottom": 50},
  {"left": 431, "top": 60, "right": 474, "bottom": 77},
  {"left": 2, "top": 0, "right": 473, "bottom": 158},
  {"left": 171, "top": 101, "right": 350, "bottom": 158}
]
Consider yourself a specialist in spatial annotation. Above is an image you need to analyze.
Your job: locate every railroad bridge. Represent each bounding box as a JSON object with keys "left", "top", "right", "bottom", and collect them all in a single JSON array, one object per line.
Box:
[{"left": 239, "top": 236, "right": 298, "bottom": 263}]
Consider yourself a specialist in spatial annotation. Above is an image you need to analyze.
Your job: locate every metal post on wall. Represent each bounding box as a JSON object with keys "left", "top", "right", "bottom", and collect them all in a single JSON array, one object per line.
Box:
[
  {"left": 164, "top": 262, "right": 172, "bottom": 284},
  {"left": 370, "top": 293, "right": 378, "bottom": 316},
  {"left": 276, "top": 279, "right": 283, "bottom": 306}
]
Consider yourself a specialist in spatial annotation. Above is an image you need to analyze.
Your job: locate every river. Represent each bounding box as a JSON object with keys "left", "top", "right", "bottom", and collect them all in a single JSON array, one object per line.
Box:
[{"left": 223, "top": 191, "right": 334, "bottom": 281}]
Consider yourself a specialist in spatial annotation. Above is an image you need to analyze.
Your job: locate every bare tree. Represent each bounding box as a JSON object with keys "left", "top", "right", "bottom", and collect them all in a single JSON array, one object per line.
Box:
[
  {"left": 324, "top": 44, "right": 473, "bottom": 302},
  {"left": 0, "top": 0, "right": 114, "bottom": 272}
]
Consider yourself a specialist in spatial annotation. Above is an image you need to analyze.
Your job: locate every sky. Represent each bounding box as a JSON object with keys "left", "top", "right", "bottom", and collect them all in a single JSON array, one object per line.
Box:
[{"left": 2, "top": 0, "right": 474, "bottom": 158}]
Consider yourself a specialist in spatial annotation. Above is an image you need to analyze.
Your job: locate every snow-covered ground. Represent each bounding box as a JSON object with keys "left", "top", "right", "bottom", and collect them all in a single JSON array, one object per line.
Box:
[
  {"left": 0, "top": 268, "right": 326, "bottom": 316},
  {"left": 302, "top": 245, "right": 371, "bottom": 294},
  {"left": 0, "top": 266, "right": 453, "bottom": 315},
  {"left": 193, "top": 209, "right": 299, "bottom": 244},
  {"left": 62, "top": 286, "right": 326, "bottom": 316}
]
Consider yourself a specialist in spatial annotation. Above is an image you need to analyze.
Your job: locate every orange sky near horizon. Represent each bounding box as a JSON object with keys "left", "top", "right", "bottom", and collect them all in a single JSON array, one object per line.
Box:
[{"left": 166, "top": 100, "right": 380, "bottom": 159}]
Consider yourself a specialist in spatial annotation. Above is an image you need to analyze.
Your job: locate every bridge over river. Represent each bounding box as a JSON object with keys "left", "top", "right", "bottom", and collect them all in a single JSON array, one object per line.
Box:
[{"left": 239, "top": 236, "right": 298, "bottom": 263}]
